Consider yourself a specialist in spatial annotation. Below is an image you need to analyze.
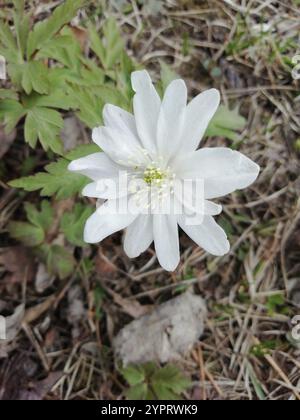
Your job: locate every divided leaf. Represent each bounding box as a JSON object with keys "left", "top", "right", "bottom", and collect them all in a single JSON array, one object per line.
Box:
[
  {"left": 89, "top": 18, "right": 124, "bottom": 70},
  {"left": 10, "top": 145, "right": 99, "bottom": 200},
  {"left": 60, "top": 203, "right": 93, "bottom": 246},
  {"left": 122, "top": 363, "right": 191, "bottom": 401},
  {"left": 27, "top": 0, "right": 87, "bottom": 58},
  {"left": 24, "top": 107, "right": 64, "bottom": 153},
  {"left": 8, "top": 200, "right": 53, "bottom": 247}
]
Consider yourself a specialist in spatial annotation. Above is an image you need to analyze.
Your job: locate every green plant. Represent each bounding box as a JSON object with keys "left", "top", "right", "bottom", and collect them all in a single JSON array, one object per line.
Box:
[
  {"left": 8, "top": 199, "right": 92, "bottom": 279},
  {"left": 121, "top": 362, "right": 192, "bottom": 400}
]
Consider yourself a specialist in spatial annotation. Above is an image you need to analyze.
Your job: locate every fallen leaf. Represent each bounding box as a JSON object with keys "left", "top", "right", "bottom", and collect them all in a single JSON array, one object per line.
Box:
[
  {"left": 35, "top": 263, "right": 55, "bottom": 293},
  {"left": 106, "top": 287, "right": 152, "bottom": 319},
  {"left": 114, "top": 291, "right": 207, "bottom": 365},
  {"left": 61, "top": 116, "right": 83, "bottom": 152},
  {"left": 95, "top": 249, "right": 118, "bottom": 277},
  {"left": 0, "top": 247, "right": 35, "bottom": 284},
  {"left": 0, "top": 304, "right": 25, "bottom": 358}
]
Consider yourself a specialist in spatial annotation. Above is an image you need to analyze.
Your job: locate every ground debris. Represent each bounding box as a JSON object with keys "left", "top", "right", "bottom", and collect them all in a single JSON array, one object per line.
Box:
[{"left": 114, "top": 292, "right": 207, "bottom": 365}]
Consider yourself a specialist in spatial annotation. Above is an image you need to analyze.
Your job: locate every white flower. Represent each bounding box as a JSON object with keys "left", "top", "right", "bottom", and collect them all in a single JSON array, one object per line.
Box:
[{"left": 69, "top": 70, "right": 260, "bottom": 271}]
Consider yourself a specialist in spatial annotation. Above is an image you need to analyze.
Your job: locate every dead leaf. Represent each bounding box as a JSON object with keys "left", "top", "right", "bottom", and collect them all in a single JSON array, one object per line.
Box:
[
  {"left": 106, "top": 287, "right": 152, "bottom": 318},
  {"left": 24, "top": 295, "right": 56, "bottom": 324},
  {"left": 0, "top": 304, "right": 25, "bottom": 358},
  {"left": 61, "top": 116, "right": 83, "bottom": 152},
  {"left": 35, "top": 263, "right": 55, "bottom": 293},
  {"left": 18, "top": 372, "right": 62, "bottom": 400},
  {"left": 0, "top": 126, "right": 16, "bottom": 158},
  {"left": 114, "top": 291, "right": 207, "bottom": 365},
  {"left": 0, "top": 247, "right": 35, "bottom": 284},
  {"left": 67, "top": 286, "right": 86, "bottom": 340},
  {"left": 95, "top": 249, "right": 117, "bottom": 277},
  {"left": 70, "top": 26, "right": 88, "bottom": 50}
]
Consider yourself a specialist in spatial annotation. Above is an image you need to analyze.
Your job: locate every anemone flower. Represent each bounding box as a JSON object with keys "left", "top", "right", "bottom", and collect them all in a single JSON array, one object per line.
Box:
[{"left": 69, "top": 70, "right": 260, "bottom": 271}]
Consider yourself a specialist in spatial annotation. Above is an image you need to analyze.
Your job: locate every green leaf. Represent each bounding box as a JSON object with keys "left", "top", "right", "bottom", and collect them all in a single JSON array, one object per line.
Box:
[
  {"left": 36, "top": 30, "right": 82, "bottom": 69},
  {"left": 206, "top": 105, "right": 247, "bottom": 142},
  {"left": 8, "top": 200, "right": 53, "bottom": 247},
  {"left": 65, "top": 144, "right": 100, "bottom": 160},
  {"left": 152, "top": 364, "right": 191, "bottom": 398},
  {"left": 21, "top": 61, "right": 50, "bottom": 95},
  {"left": 0, "top": 21, "right": 19, "bottom": 62},
  {"left": 0, "top": 89, "right": 18, "bottom": 100},
  {"left": 10, "top": 159, "right": 88, "bottom": 200},
  {"left": 89, "top": 19, "right": 124, "bottom": 70},
  {"left": 70, "top": 84, "right": 129, "bottom": 128},
  {"left": 152, "top": 382, "right": 179, "bottom": 400},
  {"left": 60, "top": 203, "right": 93, "bottom": 246},
  {"left": 13, "top": 5, "right": 30, "bottom": 58},
  {"left": 125, "top": 383, "right": 148, "bottom": 400},
  {"left": 45, "top": 244, "right": 75, "bottom": 280},
  {"left": 0, "top": 99, "right": 25, "bottom": 133},
  {"left": 121, "top": 365, "right": 146, "bottom": 386},
  {"left": 24, "top": 107, "right": 64, "bottom": 153},
  {"left": 9, "top": 144, "right": 98, "bottom": 199},
  {"left": 27, "top": 0, "right": 87, "bottom": 58},
  {"left": 24, "top": 200, "right": 53, "bottom": 231},
  {"left": 8, "top": 221, "right": 44, "bottom": 247},
  {"left": 23, "top": 89, "right": 74, "bottom": 111}
]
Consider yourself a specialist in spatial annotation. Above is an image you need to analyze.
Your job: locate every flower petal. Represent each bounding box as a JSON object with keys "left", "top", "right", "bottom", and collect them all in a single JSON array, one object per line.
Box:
[
  {"left": 84, "top": 198, "right": 137, "bottom": 244},
  {"left": 156, "top": 79, "right": 187, "bottom": 162},
  {"left": 103, "top": 104, "right": 139, "bottom": 141},
  {"left": 68, "top": 152, "right": 119, "bottom": 181},
  {"left": 124, "top": 215, "right": 153, "bottom": 258},
  {"left": 175, "top": 148, "right": 260, "bottom": 199},
  {"left": 177, "top": 89, "right": 220, "bottom": 155},
  {"left": 92, "top": 126, "right": 148, "bottom": 167},
  {"left": 153, "top": 214, "right": 180, "bottom": 271},
  {"left": 131, "top": 70, "right": 161, "bottom": 156},
  {"left": 82, "top": 176, "right": 129, "bottom": 200},
  {"left": 178, "top": 215, "right": 230, "bottom": 256},
  {"left": 173, "top": 179, "right": 222, "bottom": 216}
]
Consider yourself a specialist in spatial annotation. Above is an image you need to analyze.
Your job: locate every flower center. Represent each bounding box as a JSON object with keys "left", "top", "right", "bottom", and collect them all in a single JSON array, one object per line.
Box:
[{"left": 143, "top": 166, "right": 166, "bottom": 186}]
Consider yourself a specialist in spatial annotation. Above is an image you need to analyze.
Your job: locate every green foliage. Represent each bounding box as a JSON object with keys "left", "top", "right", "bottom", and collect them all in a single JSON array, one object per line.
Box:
[
  {"left": 121, "top": 363, "right": 191, "bottom": 400},
  {"left": 60, "top": 203, "right": 93, "bottom": 246},
  {"left": 206, "top": 105, "right": 247, "bottom": 142},
  {"left": 8, "top": 200, "right": 76, "bottom": 279},
  {"left": 8, "top": 200, "right": 53, "bottom": 247},
  {"left": 0, "top": 1, "right": 135, "bottom": 152},
  {"left": 26, "top": 0, "right": 87, "bottom": 58},
  {"left": 9, "top": 145, "right": 99, "bottom": 200},
  {"left": 42, "top": 244, "right": 75, "bottom": 280},
  {"left": 250, "top": 340, "right": 278, "bottom": 358},
  {"left": 266, "top": 293, "right": 289, "bottom": 316},
  {"left": 89, "top": 18, "right": 124, "bottom": 70}
]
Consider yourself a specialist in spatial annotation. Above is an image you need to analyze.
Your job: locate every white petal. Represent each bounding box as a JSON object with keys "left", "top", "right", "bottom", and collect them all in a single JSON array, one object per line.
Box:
[
  {"left": 157, "top": 79, "right": 187, "bottom": 162},
  {"left": 103, "top": 104, "right": 139, "bottom": 140},
  {"left": 92, "top": 126, "right": 148, "bottom": 167},
  {"left": 68, "top": 153, "right": 119, "bottom": 181},
  {"left": 178, "top": 215, "right": 230, "bottom": 256},
  {"left": 84, "top": 199, "right": 137, "bottom": 244},
  {"left": 173, "top": 179, "right": 222, "bottom": 216},
  {"left": 82, "top": 177, "right": 129, "bottom": 200},
  {"left": 153, "top": 214, "right": 180, "bottom": 271},
  {"left": 175, "top": 148, "right": 260, "bottom": 199},
  {"left": 177, "top": 89, "right": 220, "bottom": 155},
  {"left": 131, "top": 70, "right": 161, "bottom": 156},
  {"left": 204, "top": 200, "right": 222, "bottom": 215},
  {"left": 124, "top": 215, "right": 153, "bottom": 258}
]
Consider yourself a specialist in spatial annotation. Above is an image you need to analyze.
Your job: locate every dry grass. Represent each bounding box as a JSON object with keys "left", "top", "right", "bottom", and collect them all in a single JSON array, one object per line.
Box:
[{"left": 0, "top": 0, "right": 300, "bottom": 400}]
